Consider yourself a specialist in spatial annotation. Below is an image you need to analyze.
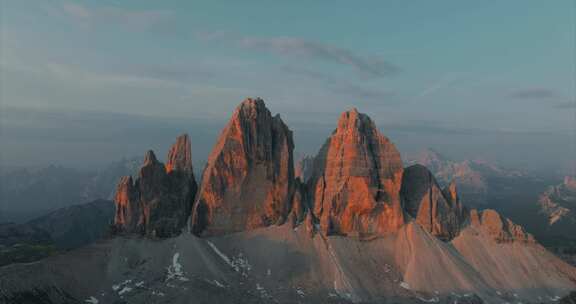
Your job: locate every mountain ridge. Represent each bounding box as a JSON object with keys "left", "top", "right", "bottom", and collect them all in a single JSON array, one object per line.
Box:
[{"left": 1, "top": 98, "right": 574, "bottom": 304}]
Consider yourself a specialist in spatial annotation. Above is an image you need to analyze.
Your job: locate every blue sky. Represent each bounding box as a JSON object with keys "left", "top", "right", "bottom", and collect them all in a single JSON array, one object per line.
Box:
[{"left": 1, "top": 1, "right": 575, "bottom": 172}]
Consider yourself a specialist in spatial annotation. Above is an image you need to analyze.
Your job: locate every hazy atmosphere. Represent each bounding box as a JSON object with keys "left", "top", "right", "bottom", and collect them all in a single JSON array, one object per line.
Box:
[
  {"left": 2, "top": 3, "right": 576, "bottom": 303},
  {"left": 2, "top": 1, "right": 575, "bottom": 172}
]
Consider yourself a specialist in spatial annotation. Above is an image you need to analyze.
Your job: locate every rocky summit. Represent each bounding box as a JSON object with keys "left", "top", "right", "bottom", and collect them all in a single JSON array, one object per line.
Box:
[
  {"left": 401, "top": 165, "right": 467, "bottom": 241},
  {"left": 307, "top": 108, "right": 405, "bottom": 237},
  {"left": 1, "top": 98, "right": 575, "bottom": 304},
  {"left": 113, "top": 134, "right": 198, "bottom": 238},
  {"left": 468, "top": 208, "right": 535, "bottom": 243},
  {"left": 191, "top": 98, "right": 297, "bottom": 236}
]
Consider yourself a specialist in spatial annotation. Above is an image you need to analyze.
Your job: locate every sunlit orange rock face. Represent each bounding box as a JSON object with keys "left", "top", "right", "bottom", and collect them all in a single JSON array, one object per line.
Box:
[
  {"left": 114, "top": 176, "right": 139, "bottom": 232},
  {"left": 469, "top": 209, "right": 535, "bottom": 243},
  {"left": 113, "top": 134, "right": 198, "bottom": 238},
  {"left": 401, "top": 164, "right": 467, "bottom": 241},
  {"left": 191, "top": 98, "right": 296, "bottom": 236},
  {"left": 307, "top": 109, "right": 405, "bottom": 237}
]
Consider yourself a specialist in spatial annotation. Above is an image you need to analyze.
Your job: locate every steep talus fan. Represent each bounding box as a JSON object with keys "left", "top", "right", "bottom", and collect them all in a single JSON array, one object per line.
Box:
[
  {"left": 307, "top": 108, "right": 405, "bottom": 237},
  {"left": 191, "top": 98, "right": 298, "bottom": 236},
  {"left": 400, "top": 164, "right": 467, "bottom": 241},
  {"left": 113, "top": 134, "right": 198, "bottom": 238},
  {"left": 468, "top": 208, "right": 535, "bottom": 243}
]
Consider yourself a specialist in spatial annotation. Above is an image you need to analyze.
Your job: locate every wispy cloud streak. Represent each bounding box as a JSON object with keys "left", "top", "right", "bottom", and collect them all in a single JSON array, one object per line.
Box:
[{"left": 61, "top": 3, "right": 174, "bottom": 31}]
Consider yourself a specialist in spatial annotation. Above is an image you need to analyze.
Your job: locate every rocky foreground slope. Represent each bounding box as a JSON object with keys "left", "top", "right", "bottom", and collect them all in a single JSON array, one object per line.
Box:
[{"left": 1, "top": 98, "right": 575, "bottom": 304}]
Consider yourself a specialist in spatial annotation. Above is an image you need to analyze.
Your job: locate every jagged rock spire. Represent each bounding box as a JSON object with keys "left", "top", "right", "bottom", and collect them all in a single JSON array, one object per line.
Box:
[
  {"left": 191, "top": 98, "right": 296, "bottom": 236},
  {"left": 400, "top": 165, "right": 466, "bottom": 241},
  {"left": 166, "top": 134, "right": 193, "bottom": 173},
  {"left": 112, "top": 134, "right": 198, "bottom": 238},
  {"left": 307, "top": 108, "right": 405, "bottom": 237},
  {"left": 143, "top": 150, "right": 159, "bottom": 166}
]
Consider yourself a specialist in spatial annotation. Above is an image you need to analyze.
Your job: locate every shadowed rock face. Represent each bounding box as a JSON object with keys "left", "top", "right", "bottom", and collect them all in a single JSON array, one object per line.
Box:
[
  {"left": 307, "top": 108, "right": 405, "bottom": 237},
  {"left": 400, "top": 165, "right": 467, "bottom": 241},
  {"left": 469, "top": 209, "right": 535, "bottom": 243},
  {"left": 191, "top": 98, "right": 296, "bottom": 236},
  {"left": 295, "top": 155, "right": 315, "bottom": 183},
  {"left": 113, "top": 135, "right": 198, "bottom": 238}
]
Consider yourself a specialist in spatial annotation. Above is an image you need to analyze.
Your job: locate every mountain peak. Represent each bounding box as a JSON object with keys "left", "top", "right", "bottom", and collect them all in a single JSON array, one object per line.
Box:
[
  {"left": 143, "top": 150, "right": 159, "bottom": 166},
  {"left": 113, "top": 135, "right": 197, "bottom": 238},
  {"left": 191, "top": 98, "right": 296, "bottom": 236},
  {"left": 336, "top": 108, "right": 374, "bottom": 133},
  {"left": 166, "top": 134, "right": 193, "bottom": 173},
  {"left": 308, "top": 109, "right": 404, "bottom": 237},
  {"left": 418, "top": 147, "right": 449, "bottom": 164},
  {"left": 236, "top": 97, "right": 266, "bottom": 114}
]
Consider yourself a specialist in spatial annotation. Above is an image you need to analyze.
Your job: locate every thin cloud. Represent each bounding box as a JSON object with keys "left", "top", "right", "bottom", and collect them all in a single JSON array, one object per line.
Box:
[
  {"left": 61, "top": 3, "right": 174, "bottom": 31},
  {"left": 508, "top": 87, "right": 575, "bottom": 109},
  {"left": 195, "top": 32, "right": 400, "bottom": 78},
  {"left": 281, "top": 65, "right": 338, "bottom": 83},
  {"left": 554, "top": 100, "right": 576, "bottom": 109},
  {"left": 282, "top": 65, "right": 396, "bottom": 105},
  {"left": 415, "top": 74, "right": 463, "bottom": 99},
  {"left": 234, "top": 36, "right": 400, "bottom": 78},
  {"left": 509, "top": 88, "right": 558, "bottom": 99},
  {"left": 329, "top": 83, "right": 396, "bottom": 103}
]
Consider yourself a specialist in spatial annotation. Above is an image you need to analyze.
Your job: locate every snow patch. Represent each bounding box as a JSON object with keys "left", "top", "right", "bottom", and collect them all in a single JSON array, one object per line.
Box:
[
  {"left": 118, "top": 286, "right": 132, "bottom": 296},
  {"left": 112, "top": 279, "right": 132, "bottom": 292},
  {"left": 166, "top": 252, "right": 189, "bottom": 282},
  {"left": 84, "top": 296, "right": 98, "bottom": 304},
  {"left": 207, "top": 241, "right": 233, "bottom": 267},
  {"left": 213, "top": 280, "right": 225, "bottom": 288},
  {"left": 256, "top": 283, "right": 270, "bottom": 299},
  {"left": 152, "top": 290, "right": 165, "bottom": 297},
  {"left": 400, "top": 281, "right": 411, "bottom": 290},
  {"left": 230, "top": 252, "right": 252, "bottom": 277},
  {"left": 207, "top": 242, "right": 252, "bottom": 277},
  {"left": 417, "top": 296, "right": 439, "bottom": 303}
]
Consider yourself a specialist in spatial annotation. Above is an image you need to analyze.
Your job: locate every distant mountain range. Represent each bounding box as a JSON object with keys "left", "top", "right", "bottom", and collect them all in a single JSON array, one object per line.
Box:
[
  {"left": 408, "top": 148, "right": 540, "bottom": 208},
  {"left": 1, "top": 99, "right": 574, "bottom": 304},
  {"left": 408, "top": 148, "right": 576, "bottom": 261},
  {"left": 0, "top": 199, "right": 113, "bottom": 267},
  {"left": 539, "top": 176, "right": 576, "bottom": 227},
  {"left": 0, "top": 157, "right": 139, "bottom": 223}
]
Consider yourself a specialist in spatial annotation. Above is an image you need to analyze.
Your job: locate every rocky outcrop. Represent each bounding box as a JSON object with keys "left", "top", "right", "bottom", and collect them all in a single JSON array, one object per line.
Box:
[
  {"left": 307, "top": 109, "right": 405, "bottom": 237},
  {"left": 400, "top": 165, "right": 467, "bottom": 241},
  {"left": 468, "top": 209, "right": 535, "bottom": 243},
  {"left": 539, "top": 176, "right": 576, "bottom": 225},
  {"left": 191, "top": 98, "right": 296, "bottom": 236},
  {"left": 113, "top": 134, "right": 197, "bottom": 238},
  {"left": 166, "top": 134, "right": 193, "bottom": 174}
]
